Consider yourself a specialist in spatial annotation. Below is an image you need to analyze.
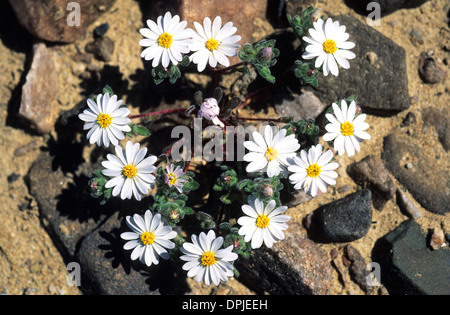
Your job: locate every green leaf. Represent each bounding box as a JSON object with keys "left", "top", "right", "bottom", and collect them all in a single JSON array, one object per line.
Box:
[{"left": 102, "top": 85, "right": 114, "bottom": 96}]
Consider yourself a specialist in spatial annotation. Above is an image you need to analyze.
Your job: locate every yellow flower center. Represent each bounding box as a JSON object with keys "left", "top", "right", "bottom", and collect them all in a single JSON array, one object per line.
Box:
[
  {"left": 201, "top": 251, "right": 217, "bottom": 267},
  {"left": 265, "top": 147, "right": 278, "bottom": 162},
  {"left": 140, "top": 231, "right": 155, "bottom": 245},
  {"left": 123, "top": 164, "right": 138, "bottom": 179},
  {"left": 205, "top": 38, "right": 220, "bottom": 52},
  {"left": 340, "top": 121, "right": 354, "bottom": 137},
  {"left": 306, "top": 163, "right": 322, "bottom": 178},
  {"left": 167, "top": 173, "right": 177, "bottom": 186},
  {"left": 96, "top": 113, "right": 112, "bottom": 129},
  {"left": 256, "top": 214, "right": 270, "bottom": 229},
  {"left": 158, "top": 32, "right": 173, "bottom": 49},
  {"left": 323, "top": 39, "right": 337, "bottom": 54}
]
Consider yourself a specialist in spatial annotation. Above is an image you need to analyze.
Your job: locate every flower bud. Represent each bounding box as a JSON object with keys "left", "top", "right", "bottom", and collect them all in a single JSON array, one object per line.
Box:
[
  {"left": 262, "top": 184, "right": 274, "bottom": 197},
  {"left": 198, "top": 98, "right": 220, "bottom": 120},
  {"left": 169, "top": 210, "right": 180, "bottom": 220},
  {"left": 257, "top": 46, "right": 273, "bottom": 61},
  {"left": 197, "top": 97, "right": 224, "bottom": 128}
]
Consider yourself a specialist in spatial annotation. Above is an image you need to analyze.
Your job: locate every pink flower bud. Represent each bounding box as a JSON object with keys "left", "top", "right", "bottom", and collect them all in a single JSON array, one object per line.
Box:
[
  {"left": 198, "top": 98, "right": 220, "bottom": 120},
  {"left": 198, "top": 97, "right": 224, "bottom": 127}
]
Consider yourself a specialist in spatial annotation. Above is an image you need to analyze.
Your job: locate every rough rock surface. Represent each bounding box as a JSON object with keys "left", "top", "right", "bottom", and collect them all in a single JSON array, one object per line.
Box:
[
  {"left": 27, "top": 149, "right": 125, "bottom": 259},
  {"left": 372, "top": 220, "right": 450, "bottom": 295},
  {"left": 19, "top": 43, "right": 59, "bottom": 134},
  {"left": 8, "top": 0, "right": 117, "bottom": 43},
  {"left": 235, "top": 222, "right": 334, "bottom": 295},
  {"left": 347, "top": 155, "right": 396, "bottom": 210},
  {"left": 309, "top": 189, "right": 373, "bottom": 243},
  {"left": 381, "top": 133, "right": 450, "bottom": 215},
  {"left": 308, "top": 15, "right": 410, "bottom": 114},
  {"left": 76, "top": 212, "right": 163, "bottom": 295},
  {"left": 274, "top": 91, "right": 326, "bottom": 122}
]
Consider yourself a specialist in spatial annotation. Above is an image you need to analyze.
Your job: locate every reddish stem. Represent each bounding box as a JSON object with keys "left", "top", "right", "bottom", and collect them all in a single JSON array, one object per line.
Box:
[{"left": 128, "top": 108, "right": 186, "bottom": 119}]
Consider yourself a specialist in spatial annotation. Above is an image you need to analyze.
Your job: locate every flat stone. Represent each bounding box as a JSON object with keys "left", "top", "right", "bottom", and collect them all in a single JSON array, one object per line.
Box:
[
  {"left": 309, "top": 189, "right": 373, "bottom": 243},
  {"left": 396, "top": 189, "right": 422, "bottom": 220},
  {"left": 76, "top": 212, "right": 163, "bottom": 295},
  {"left": 422, "top": 107, "right": 450, "bottom": 151},
  {"left": 347, "top": 155, "right": 396, "bottom": 210},
  {"left": 235, "top": 222, "right": 334, "bottom": 295},
  {"left": 19, "top": 43, "right": 59, "bottom": 134},
  {"left": 8, "top": 0, "right": 117, "bottom": 43},
  {"left": 274, "top": 91, "right": 326, "bottom": 121},
  {"left": 308, "top": 15, "right": 410, "bottom": 114},
  {"left": 381, "top": 133, "right": 450, "bottom": 214},
  {"left": 372, "top": 220, "right": 450, "bottom": 295},
  {"left": 418, "top": 52, "right": 447, "bottom": 84},
  {"left": 27, "top": 152, "right": 116, "bottom": 259}
]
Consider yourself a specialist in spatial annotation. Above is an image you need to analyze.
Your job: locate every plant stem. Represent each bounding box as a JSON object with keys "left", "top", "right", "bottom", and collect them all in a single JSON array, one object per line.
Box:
[
  {"left": 234, "top": 116, "right": 282, "bottom": 122},
  {"left": 128, "top": 108, "right": 186, "bottom": 119},
  {"left": 210, "top": 62, "right": 244, "bottom": 74}
]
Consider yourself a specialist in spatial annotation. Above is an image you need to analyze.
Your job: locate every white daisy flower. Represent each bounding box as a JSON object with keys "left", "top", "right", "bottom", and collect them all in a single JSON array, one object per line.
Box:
[
  {"left": 78, "top": 93, "right": 131, "bottom": 148},
  {"left": 237, "top": 196, "right": 290, "bottom": 249},
  {"left": 302, "top": 17, "right": 356, "bottom": 76},
  {"left": 180, "top": 230, "right": 238, "bottom": 286},
  {"left": 288, "top": 144, "right": 339, "bottom": 197},
  {"left": 120, "top": 210, "right": 177, "bottom": 267},
  {"left": 243, "top": 125, "right": 300, "bottom": 178},
  {"left": 189, "top": 16, "right": 241, "bottom": 72},
  {"left": 322, "top": 100, "right": 371, "bottom": 157},
  {"left": 101, "top": 141, "right": 157, "bottom": 201},
  {"left": 164, "top": 163, "right": 186, "bottom": 193},
  {"left": 139, "top": 11, "right": 193, "bottom": 68}
]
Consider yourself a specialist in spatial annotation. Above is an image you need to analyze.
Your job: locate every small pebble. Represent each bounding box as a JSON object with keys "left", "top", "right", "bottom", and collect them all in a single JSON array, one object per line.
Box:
[
  {"left": 430, "top": 228, "right": 447, "bottom": 250},
  {"left": 396, "top": 189, "right": 422, "bottom": 220},
  {"left": 94, "top": 23, "right": 110, "bottom": 38}
]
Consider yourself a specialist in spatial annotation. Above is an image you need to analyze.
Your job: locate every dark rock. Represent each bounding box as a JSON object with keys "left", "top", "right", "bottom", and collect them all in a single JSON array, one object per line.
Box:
[
  {"left": 19, "top": 43, "right": 59, "bottom": 134},
  {"left": 345, "top": 0, "right": 430, "bottom": 16},
  {"left": 274, "top": 91, "right": 326, "bottom": 122},
  {"left": 381, "top": 133, "right": 450, "bottom": 214},
  {"left": 308, "top": 15, "right": 410, "bottom": 114},
  {"left": 309, "top": 189, "right": 373, "bottom": 243},
  {"left": 8, "top": 0, "right": 117, "bottom": 43},
  {"left": 344, "top": 244, "right": 374, "bottom": 294},
  {"left": 94, "top": 23, "right": 109, "bottom": 38},
  {"left": 86, "top": 36, "right": 115, "bottom": 62},
  {"left": 396, "top": 189, "right": 422, "bottom": 220},
  {"left": 372, "top": 220, "right": 450, "bottom": 295},
  {"left": 7, "top": 173, "right": 20, "bottom": 184},
  {"left": 347, "top": 155, "right": 396, "bottom": 210},
  {"left": 76, "top": 212, "right": 162, "bottom": 295},
  {"left": 418, "top": 52, "right": 447, "bottom": 84},
  {"left": 402, "top": 112, "right": 417, "bottom": 127},
  {"left": 235, "top": 222, "right": 334, "bottom": 295},
  {"left": 422, "top": 107, "right": 450, "bottom": 151},
  {"left": 27, "top": 152, "right": 116, "bottom": 259}
]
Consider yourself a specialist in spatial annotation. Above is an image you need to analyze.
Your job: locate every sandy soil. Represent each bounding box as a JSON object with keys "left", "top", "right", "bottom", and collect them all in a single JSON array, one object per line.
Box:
[{"left": 0, "top": 0, "right": 448, "bottom": 295}]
